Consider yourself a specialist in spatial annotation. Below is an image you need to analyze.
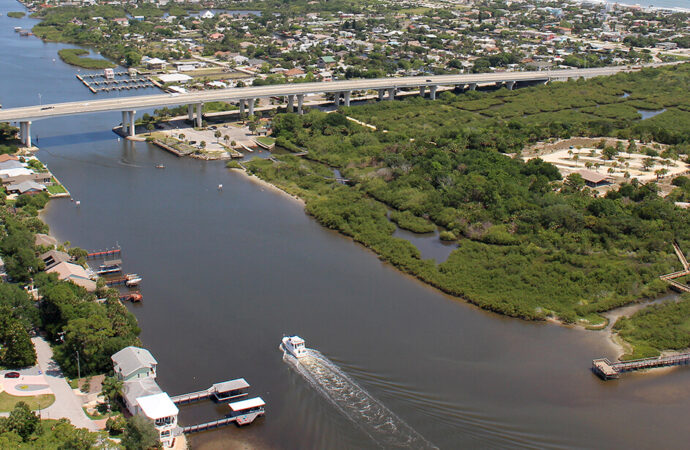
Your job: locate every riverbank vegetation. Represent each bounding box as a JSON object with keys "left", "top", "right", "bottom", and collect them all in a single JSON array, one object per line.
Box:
[
  {"left": 57, "top": 48, "right": 114, "bottom": 69},
  {"left": 614, "top": 295, "right": 690, "bottom": 359},
  {"left": 0, "top": 123, "right": 20, "bottom": 155},
  {"left": 246, "top": 64, "right": 690, "bottom": 328}
]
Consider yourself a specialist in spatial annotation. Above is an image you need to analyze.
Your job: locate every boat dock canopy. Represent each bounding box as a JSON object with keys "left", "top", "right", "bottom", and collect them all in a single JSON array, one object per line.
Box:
[
  {"left": 213, "top": 379, "right": 249, "bottom": 394},
  {"left": 103, "top": 258, "right": 122, "bottom": 266},
  {"left": 229, "top": 397, "right": 265, "bottom": 412}
]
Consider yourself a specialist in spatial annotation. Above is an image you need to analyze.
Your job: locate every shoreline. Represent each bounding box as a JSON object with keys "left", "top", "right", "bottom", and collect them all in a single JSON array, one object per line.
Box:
[
  {"left": 231, "top": 167, "right": 305, "bottom": 206},
  {"left": 235, "top": 165, "right": 682, "bottom": 361}
]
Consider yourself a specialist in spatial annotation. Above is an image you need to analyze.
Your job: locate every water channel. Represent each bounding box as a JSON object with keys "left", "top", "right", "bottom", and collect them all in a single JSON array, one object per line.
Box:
[{"left": 3, "top": 2, "right": 690, "bottom": 448}]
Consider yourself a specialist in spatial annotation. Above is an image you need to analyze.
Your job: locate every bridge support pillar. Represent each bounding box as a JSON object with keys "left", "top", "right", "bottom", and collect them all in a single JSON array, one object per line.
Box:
[
  {"left": 248, "top": 98, "right": 255, "bottom": 117},
  {"left": 20, "top": 121, "right": 31, "bottom": 147},
  {"left": 506, "top": 81, "right": 515, "bottom": 90},
  {"left": 387, "top": 88, "right": 395, "bottom": 100},
  {"left": 239, "top": 100, "right": 245, "bottom": 118},
  {"left": 468, "top": 83, "right": 477, "bottom": 91},
  {"left": 377, "top": 89, "right": 385, "bottom": 101},
  {"left": 187, "top": 104, "right": 194, "bottom": 122},
  {"left": 128, "top": 111, "right": 136, "bottom": 137},
  {"left": 334, "top": 93, "right": 341, "bottom": 107},
  {"left": 287, "top": 95, "right": 294, "bottom": 112},
  {"left": 419, "top": 86, "right": 425, "bottom": 97},
  {"left": 121, "top": 111, "right": 129, "bottom": 135},
  {"left": 297, "top": 94, "right": 304, "bottom": 115},
  {"left": 343, "top": 91, "right": 351, "bottom": 107},
  {"left": 195, "top": 103, "right": 202, "bottom": 128},
  {"left": 429, "top": 85, "right": 437, "bottom": 100}
]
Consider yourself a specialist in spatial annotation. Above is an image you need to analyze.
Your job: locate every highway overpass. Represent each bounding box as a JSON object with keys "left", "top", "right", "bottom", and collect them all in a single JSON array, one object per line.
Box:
[{"left": 0, "top": 66, "right": 641, "bottom": 147}]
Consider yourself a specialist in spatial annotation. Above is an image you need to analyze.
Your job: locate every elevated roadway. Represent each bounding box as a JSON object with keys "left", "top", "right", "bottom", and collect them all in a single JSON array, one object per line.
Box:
[{"left": 0, "top": 65, "right": 654, "bottom": 146}]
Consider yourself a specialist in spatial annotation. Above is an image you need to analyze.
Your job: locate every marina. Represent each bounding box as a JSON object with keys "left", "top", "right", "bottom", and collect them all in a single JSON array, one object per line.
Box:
[{"left": 76, "top": 72, "right": 156, "bottom": 94}]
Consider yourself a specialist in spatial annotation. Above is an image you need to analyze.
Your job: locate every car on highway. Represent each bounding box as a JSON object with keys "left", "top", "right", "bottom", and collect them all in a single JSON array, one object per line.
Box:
[
  {"left": 40, "top": 106, "right": 54, "bottom": 110},
  {"left": 4, "top": 372, "right": 20, "bottom": 378}
]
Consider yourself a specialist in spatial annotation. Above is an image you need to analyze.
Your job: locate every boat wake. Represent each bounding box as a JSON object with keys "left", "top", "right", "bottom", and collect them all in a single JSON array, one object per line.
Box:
[{"left": 282, "top": 347, "right": 437, "bottom": 449}]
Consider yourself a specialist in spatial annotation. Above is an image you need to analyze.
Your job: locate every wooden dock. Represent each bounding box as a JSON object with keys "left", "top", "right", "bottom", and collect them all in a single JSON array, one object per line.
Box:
[
  {"left": 593, "top": 353, "right": 690, "bottom": 380},
  {"left": 181, "top": 417, "right": 237, "bottom": 434},
  {"left": 658, "top": 242, "right": 690, "bottom": 293},
  {"left": 170, "top": 379, "right": 250, "bottom": 405}
]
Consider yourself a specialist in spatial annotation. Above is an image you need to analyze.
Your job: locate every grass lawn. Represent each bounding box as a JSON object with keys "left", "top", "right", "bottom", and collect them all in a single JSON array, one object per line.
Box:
[
  {"left": 256, "top": 136, "right": 276, "bottom": 146},
  {"left": 0, "top": 391, "right": 55, "bottom": 412},
  {"left": 47, "top": 179, "right": 67, "bottom": 195}
]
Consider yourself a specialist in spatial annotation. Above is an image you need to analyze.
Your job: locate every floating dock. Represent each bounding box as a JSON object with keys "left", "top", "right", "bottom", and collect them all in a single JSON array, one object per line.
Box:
[{"left": 593, "top": 353, "right": 690, "bottom": 380}]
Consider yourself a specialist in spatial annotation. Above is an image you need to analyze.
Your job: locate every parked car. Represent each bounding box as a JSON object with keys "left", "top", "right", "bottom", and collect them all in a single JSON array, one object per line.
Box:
[{"left": 4, "top": 372, "right": 20, "bottom": 378}]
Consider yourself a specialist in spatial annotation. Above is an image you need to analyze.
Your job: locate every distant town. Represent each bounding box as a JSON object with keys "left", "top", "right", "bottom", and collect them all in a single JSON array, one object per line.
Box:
[{"left": 13, "top": 0, "right": 690, "bottom": 94}]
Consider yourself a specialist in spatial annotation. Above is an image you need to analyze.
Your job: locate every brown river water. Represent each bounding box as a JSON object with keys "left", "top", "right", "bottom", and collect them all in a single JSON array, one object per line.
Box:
[{"left": 2, "top": 3, "right": 690, "bottom": 448}]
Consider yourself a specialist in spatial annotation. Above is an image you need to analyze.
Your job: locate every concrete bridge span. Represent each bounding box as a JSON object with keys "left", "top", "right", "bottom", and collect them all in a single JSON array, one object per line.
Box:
[{"left": 0, "top": 65, "right": 648, "bottom": 145}]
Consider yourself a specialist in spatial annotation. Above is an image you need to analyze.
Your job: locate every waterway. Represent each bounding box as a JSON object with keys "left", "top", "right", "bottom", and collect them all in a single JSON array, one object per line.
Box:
[{"left": 3, "top": 1, "right": 690, "bottom": 448}]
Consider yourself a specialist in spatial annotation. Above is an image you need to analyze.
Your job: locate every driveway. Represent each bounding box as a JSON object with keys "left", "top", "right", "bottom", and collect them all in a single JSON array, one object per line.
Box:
[{"left": 31, "top": 337, "right": 98, "bottom": 431}]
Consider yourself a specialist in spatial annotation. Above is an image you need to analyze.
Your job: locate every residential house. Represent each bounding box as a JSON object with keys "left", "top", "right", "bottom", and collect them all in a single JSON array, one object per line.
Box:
[
  {"left": 6, "top": 180, "right": 46, "bottom": 195},
  {"left": 46, "top": 261, "right": 97, "bottom": 292},
  {"left": 111, "top": 347, "right": 178, "bottom": 448}
]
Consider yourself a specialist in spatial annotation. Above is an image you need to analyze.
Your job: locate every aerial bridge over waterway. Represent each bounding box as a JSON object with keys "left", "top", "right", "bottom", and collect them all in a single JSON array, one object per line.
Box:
[{"left": 0, "top": 65, "right": 666, "bottom": 147}]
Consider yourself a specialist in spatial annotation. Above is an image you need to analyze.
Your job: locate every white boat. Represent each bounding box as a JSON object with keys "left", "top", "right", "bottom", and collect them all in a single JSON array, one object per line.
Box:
[
  {"left": 125, "top": 273, "right": 142, "bottom": 286},
  {"left": 281, "top": 336, "right": 308, "bottom": 359}
]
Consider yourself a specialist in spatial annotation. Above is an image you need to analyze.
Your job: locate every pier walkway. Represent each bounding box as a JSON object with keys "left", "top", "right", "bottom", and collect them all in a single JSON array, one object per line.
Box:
[
  {"left": 180, "top": 417, "right": 237, "bottom": 434},
  {"left": 593, "top": 353, "right": 690, "bottom": 380},
  {"left": 87, "top": 248, "right": 121, "bottom": 259},
  {"left": 659, "top": 242, "right": 690, "bottom": 293},
  {"left": 170, "top": 379, "right": 249, "bottom": 405}
]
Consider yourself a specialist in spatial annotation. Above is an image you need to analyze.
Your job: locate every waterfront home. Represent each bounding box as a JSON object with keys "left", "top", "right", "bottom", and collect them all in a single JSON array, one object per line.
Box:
[
  {"left": 0, "top": 168, "right": 51, "bottom": 186},
  {"left": 0, "top": 154, "right": 19, "bottom": 163},
  {"left": 40, "top": 249, "right": 70, "bottom": 269},
  {"left": 112, "top": 347, "right": 179, "bottom": 448},
  {"left": 5, "top": 180, "right": 46, "bottom": 195},
  {"left": 136, "top": 393, "right": 179, "bottom": 448},
  {"left": 46, "top": 261, "right": 97, "bottom": 292},
  {"left": 112, "top": 346, "right": 158, "bottom": 381}
]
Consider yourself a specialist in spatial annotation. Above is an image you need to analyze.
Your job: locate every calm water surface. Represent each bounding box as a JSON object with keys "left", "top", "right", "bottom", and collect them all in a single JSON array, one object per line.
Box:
[{"left": 3, "top": 1, "right": 690, "bottom": 448}]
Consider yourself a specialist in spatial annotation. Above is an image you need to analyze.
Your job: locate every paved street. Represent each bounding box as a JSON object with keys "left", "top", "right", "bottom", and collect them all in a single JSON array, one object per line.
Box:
[{"left": 31, "top": 337, "right": 98, "bottom": 431}]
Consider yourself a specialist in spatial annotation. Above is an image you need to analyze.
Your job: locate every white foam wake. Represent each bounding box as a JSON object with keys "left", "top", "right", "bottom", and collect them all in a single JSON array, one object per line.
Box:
[{"left": 282, "top": 347, "right": 437, "bottom": 449}]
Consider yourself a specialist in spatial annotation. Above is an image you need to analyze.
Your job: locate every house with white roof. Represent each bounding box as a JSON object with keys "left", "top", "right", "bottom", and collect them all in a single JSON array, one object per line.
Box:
[{"left": 112, "top": 346, "right": 178, "bottom": 448}]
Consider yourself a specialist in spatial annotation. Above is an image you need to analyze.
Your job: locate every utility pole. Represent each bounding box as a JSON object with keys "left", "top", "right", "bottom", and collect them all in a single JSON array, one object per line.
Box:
[{"left": 76, "top": 350, "right": 80, "bottom": 381}]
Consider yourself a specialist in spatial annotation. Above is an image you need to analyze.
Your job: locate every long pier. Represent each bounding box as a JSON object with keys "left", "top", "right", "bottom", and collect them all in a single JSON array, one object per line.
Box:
[
  {"left": 593, "top": 353, "right": 690, "bottom": 380},
  {"left": 170, "top": 379, "right": 250, "bottom": 405},
  {"left": 181, "top": 417, "right": 237, "bottom": 434}
]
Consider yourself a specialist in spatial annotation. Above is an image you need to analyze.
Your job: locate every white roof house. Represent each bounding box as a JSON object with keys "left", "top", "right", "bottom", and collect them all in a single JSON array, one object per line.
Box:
[
  {"left": 158, "top": 73, "right": 192, "bottom": 84},
  {"left": 137, "top": 392, "right": 179, "bottom": 420}
]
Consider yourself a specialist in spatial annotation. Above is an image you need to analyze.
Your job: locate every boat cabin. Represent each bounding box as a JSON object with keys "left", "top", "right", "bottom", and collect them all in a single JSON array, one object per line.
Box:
[{"left": 212, "top": 378, "right": 250, "bottom": 402}]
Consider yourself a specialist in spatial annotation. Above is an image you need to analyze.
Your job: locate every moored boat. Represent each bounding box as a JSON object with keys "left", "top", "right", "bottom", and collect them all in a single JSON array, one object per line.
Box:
[
  {"left": 281, "top": 335, "right": 308, "bottom": 358},
  {"left": 97, "top": 259, "right": 122, "bottom": 275},
  {"left": 125, "top": 273, "right": 142, "bottom": 286}
]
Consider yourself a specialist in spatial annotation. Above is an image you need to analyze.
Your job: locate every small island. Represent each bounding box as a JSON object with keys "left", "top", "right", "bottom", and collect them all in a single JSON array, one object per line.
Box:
[
  {"left": 57, "top": 48, "right": 114, "bottom": 70},
  {"left": 7, "top": 11, "right": 26, "bottom": 18}
]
